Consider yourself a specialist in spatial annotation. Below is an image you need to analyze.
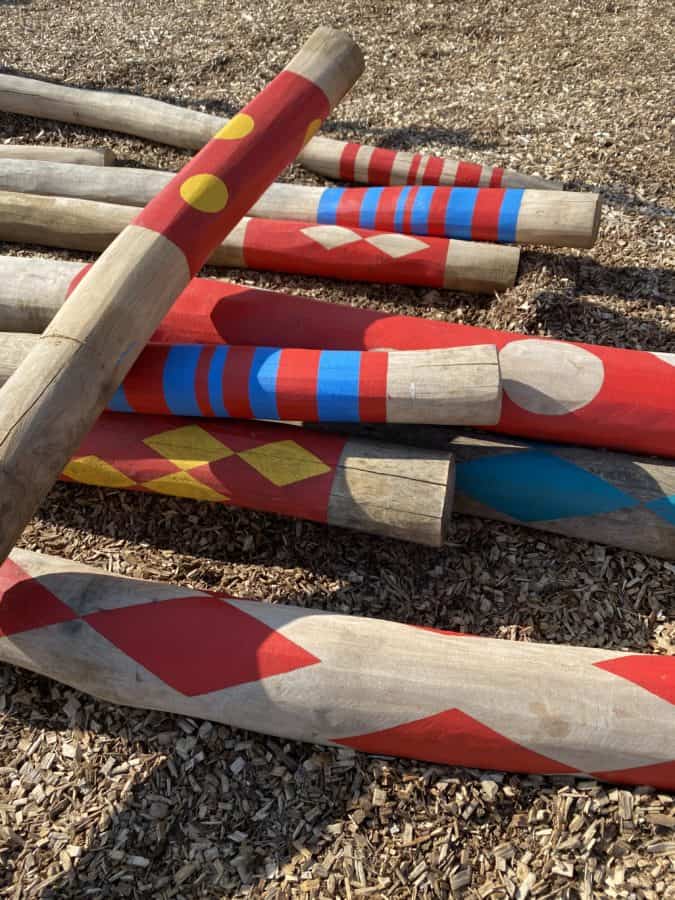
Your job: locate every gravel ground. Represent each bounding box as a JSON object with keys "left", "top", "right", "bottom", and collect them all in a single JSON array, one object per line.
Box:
[{"left": 0, "top": 1, "right": 674, "bottom": 897}]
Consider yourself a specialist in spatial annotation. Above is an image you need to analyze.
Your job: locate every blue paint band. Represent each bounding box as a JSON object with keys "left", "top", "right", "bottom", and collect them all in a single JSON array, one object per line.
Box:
[
  {"left": 107, "top": 383, "right": 134, "bottom": 413},
  {"left": 317, "top": 188, "right": 345, "bottom": 226},
  {"left": 444, "top": 187, "right": 479, "bottom": 240},
  {"left": 393, "top": 185, "right": 412, "bottom": 233},
  {"left": 410, "top": 187, "right": 435, "bottom": 235},
  {"left": 645, "top": 495, "right": 675, "bottom": 527},
  {"left": 207, "top": 345, "right": 230, "bottom": 418},
  {"left": 497, "top": 189, "right": 524, "bottom": 243},
  {"left": 163, "top": 345, "right": 202, "bottom": 416},
  {"left": 248, "top": 347, "right": 281, "bottom": 420},
  {"left": 358, "top": 187, "right": 384, "bottom": 229},
  {"left": 456, "top": 449, "right": 638, "bottom": 523},
  {"left": 316, "top": 350, "right": 362, "bottom": 421}
]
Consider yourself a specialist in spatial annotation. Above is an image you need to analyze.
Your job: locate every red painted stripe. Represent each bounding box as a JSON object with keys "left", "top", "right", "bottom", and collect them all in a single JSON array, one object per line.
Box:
[
  {"left": 373, "top": 185, "right": 405, "bottom": 232},
  {"left": 221, "top": 346, "right": 255, "bottom": 419},
  {"left": 335, "top": 188, "right": 363, "bottom": 228},
  {"left": 471, "top": 188, "right": 506, "bottom": 242},
  {"left": 455, "top": 161, "right": 482, "bottom": 187},
  {"left": 407, "top": 153, "right": 423, "bottom": 184},
  {"left": 358, "top": 352, "right": 388, "bottom": 422},
  {"left": 421, "top": 156, "right": 444, "bottom": 185},
  {"left": 489, "top": 166, "right": 504, "bottom": 187},
  {"left": 367, "top": 147, "right": 397, "bottom": 185},
  {"left": 275, "top": 348, "right": 321, "bottom": 421},
  {"left": 66, "top": 263, "right": 93, "bottom": 297},
  {"left": 195, "top": 346, "right": 216, "bottom": 417},
  {"left": 123, "top": 345, "right": 171, "bottom": 415},
  {"left": 402, "top": 186, "right": 419, "bottom": 233},
  {"left": 339, "top": 142, "right": 360, "bottom": 182},
  {"left": 428, "top": 185, "right": 451, "bottom": 237}
]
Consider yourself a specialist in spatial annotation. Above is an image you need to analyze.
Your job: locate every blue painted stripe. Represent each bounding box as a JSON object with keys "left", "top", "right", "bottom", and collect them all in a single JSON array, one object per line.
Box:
[
  {"left": 316, "top": 188, "right": 345, "bottom": 226},
  {"left": 444, "top": 187, "right": 479, "bottom": 240},
  {"left": 108, "top": 383, "right": 133, "bottom": 413},
  {"left": 248, "top": 347, "right": 281, "bottom": 420},
  {"left": 393, "top": 185, "right": 412, "bottom": 232},
  {"left": 497, "top": 188, "right": 524, "bottom": 243},
  {"left": 316, "top": 350, "right": 362, "bottom": 421},
  {"left": 207, "top": 345, "right": 230, "bottom": 418},
  {"left": 456, "top": 449, "right": 638, "bottom": 523},
  {"left": 645, "top": 494, "right": 675, "bottom": 527},
  {"left": 358, "top": 187, "right": 384, "bottom": 229},
  {"left": 410, "top": 186, "right": 435, "bottom": 234},
  {"left": 163, "top": 345, "right": 202, "bottom": 416}
]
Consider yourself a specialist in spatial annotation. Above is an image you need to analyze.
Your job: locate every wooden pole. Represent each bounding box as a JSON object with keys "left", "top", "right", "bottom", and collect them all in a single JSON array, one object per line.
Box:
[
  {"left": 2, "top": 547, "right": 673, "bottom": 789},
  {"left": 0, "top": 192, "right": 520, "bottom": 293},
  {"left": 0, "top": 28, "right": 364, "bottom": 563},
  {"left": 63, "top": 413, "right": 454, "bottom": 546},
  {"left": 0, "top": 72, "right": 562, "bottom": 191},
  {"left": 0, "top": 159, "right": 598, "bottom": 247},
  {"left": 0, "top": 144, "right": 114, "bottom": 165},
  {"left": 3, "top": 256, "right": 673, "bottom": 460},
  {"left": 0, "top": 332, "right": 502, "bottom": 426}
]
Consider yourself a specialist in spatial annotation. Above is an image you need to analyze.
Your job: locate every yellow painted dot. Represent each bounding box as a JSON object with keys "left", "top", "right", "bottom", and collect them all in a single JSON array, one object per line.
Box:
[
  {"left": 214, "top": 113, "right": 255, "bottom": 140},
  {"left": 179, "top": 174, "right": 229, "bottom": 213},
  {"left": 303, "top": 118, "right": 322, "bottom": 146}
]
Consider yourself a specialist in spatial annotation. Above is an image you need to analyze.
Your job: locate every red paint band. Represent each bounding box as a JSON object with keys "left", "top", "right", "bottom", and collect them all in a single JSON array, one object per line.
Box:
[
  {"left": 428, "top": 185, "right": 451, "bottom": 237},
  {"left": 339, "top": 142, "right": 360, "bottom": 182},
  {"left": 335, "top": 188, "right": 363, "bottom": 229},
  {"left": 471, "top": 188, "right": 506, "bottom": 242},
  {"left": 402, "top": 185, "right": 419, "bottom": 234},
  {"left": 455, "top": 161, "right": 482, "bottom": 187},
  {"left": 373, "top": 185, "right": 405, "bottom": 232},
  {"left": 407, "top": 153, "right": 423, "bottom": 184},
  {"left": 195, "top": 346, "right": 216, "bottom": 417},
  {"left": 123, "top": 345, "right": 172, "bottom": 415},
  {"left": 221, "top": 346, "right": 255, "bottom": 419},
  {"left": 367, "top": 147, "right": 397, "bottom": 185},
  {"left": 489, "top": 166, "right": 504, "bottom": 187},
  {"left": 275, "top": 348, "right": 321, "bottom": 421},
  {"left": 421, "top": 156, "right": 444, "bottom": 185},
  {"left": 358, "top": 352, "right": 388, "bottom": 422}
]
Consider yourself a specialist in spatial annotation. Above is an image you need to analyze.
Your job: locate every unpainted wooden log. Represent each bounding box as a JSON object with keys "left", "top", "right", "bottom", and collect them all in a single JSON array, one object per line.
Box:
[
  {"left": 0, "top": 72, "right": 562, "bottom": 189},
  {"left": 0, "top": 192, "right": 520, "bottom": 292},
  {"left": 1, "top": 548, "right": 673, "bottom": 789},
  {"left": 0, "top": 144, "right": 114, "bottom": 165},
  {"left": 0, "top": 28, "right": 364, "bottom": 562}
]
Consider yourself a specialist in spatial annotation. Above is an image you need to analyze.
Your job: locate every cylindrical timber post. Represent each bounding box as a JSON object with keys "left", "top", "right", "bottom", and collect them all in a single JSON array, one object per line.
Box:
[
  {"left": 0, "top": 145, "right": 114, "bottom": 165},
  {"left": 0, "top": 332, "right": 502, "bottom": 426},
  {"left": 0, "top": 27, "right": 365, "bottom": 562},
  {"left": 0, "top": 72, "right": 562, "bottom": 190},
  {"left": 0, "top": 192, "right": 520, "bottom": 292},
  {"left": 1, "top": 548, "right": 673, "bottom": 789},
  {"left": 0, "top": 159, "right": 597, "bottom": 247}
]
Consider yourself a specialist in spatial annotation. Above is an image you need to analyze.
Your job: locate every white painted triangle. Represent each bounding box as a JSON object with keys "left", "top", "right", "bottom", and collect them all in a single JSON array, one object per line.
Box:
[
  {"left": 365, "top": 233, "right": 429, "bottom": 258},
  {"left": 651, "top": 351, "right": 675, "bottom": 367},
  {"left": 300, "top": 225, "right": 362, "bottom": 250}
]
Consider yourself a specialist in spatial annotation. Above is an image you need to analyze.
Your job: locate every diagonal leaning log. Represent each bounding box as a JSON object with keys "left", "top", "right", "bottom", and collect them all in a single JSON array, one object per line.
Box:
[
  {"left": 1, "top": 548, "right": 673, "bottom": 789},
  {"left": 0, "top": 159, "right": 599, "bottom": 247},
  {"left": 0, "top": 145, "right": 114, "bottom": 165},
  {"left": 0, "top": 333, "right": 503, "bottom": 426},
  {"left": 2, "top": 256, "right": 673, "bottom": 459},
  {"left": 0, "top": 191, "right": 520, "bottom": 293},
  {"left": 0, "top": 72, "right": 562, "bottom": 190},
  {"left": 0, "top": 28, "right": 365, "bottom": 563}
]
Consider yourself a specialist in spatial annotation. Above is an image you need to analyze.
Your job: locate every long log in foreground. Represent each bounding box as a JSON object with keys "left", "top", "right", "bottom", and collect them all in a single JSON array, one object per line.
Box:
[
  {"left": 3, "top": 256, "right": 673, "bottom": 459},
  {"left": 0, "top": 29, "right": 364, "bottom": 563},
  {"left": 0, "top": 145, "right": 114, "bottom": 165},
  {"left": 0, "top": 192, "right": 519, "bottom": 293},
  {"left": 64, "top": 413, "right": 454, "bottom": 546},
  {"left": 2, "top": 548, "right": 673, "bottom": 789},
  {"left": 0, "top": 159, "right": 598, "bottom": 247},
  {"left": 0, "top": 333, "right": 503, "bottom": 426},
  {"left": 0, "top": 72, "right": 562, "bottom": 190}
]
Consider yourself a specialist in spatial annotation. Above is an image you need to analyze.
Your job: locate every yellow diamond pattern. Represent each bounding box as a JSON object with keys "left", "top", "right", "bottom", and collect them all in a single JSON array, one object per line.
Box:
[
  {"left": 144, "top": 425, "right": 233, "bottom": 470},
  {"left": 63, "top": 455, "right": 136, "bottom": 488},
  {"left": 143, "top": 470, "right": 228, "bottom": 503},
  {"left": 237, "top": 440, "right": 331, "bottom": 487}
]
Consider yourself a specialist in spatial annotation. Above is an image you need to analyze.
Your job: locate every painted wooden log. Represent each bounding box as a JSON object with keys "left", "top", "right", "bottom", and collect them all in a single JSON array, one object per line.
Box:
[
  {"left": 0, "top": 72, "right": 562, "bottom": 190},
  {"left": 0, "top": 193, "right": 520, "bottom": 292},
  {"left": 63, "top": 413, "right": 454, "bottom": 546},
  {"left": 0, "top": 159, "right": 597, "bottom": 247},
  {"left": 0, "top": 145, "right": 114, "bottom": 165},
  {"left": 1, "top": 547, "right": 673, "bottom": 788},
  {"left": 0, "top": 28, "right": 364, "bottom": 563},
  {"left": 3, "top": 256, "right": 673, "bottom": 460},
  {"left": 0, "top": 333, "right": 502, "bottom": 426}
]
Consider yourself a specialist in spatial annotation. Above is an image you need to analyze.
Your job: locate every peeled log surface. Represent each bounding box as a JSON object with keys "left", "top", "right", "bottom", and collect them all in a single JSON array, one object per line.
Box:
[
  {"left": 1, "top": 547, "right": 673, "bottom": 789},
  {"left": 0, "top": 28, "right": 364, "bottom": 563},
  {"left": 0, "top": 332, "right": 503, "bottom": 427},
  {"left": 60, "top": 413, "right": 454, "bottom": 546},
  {"left": 1, "top": 256, "right": 672, "bottom": 459},
  {"left": 0, "top": 72, "right": 562, "bottom": 190},
  {"left": 0, "top": 144, "right": 114, "bottom": 165},
  {"left": 0, "top": 159, "right": 598, "bottom": 247},
  {"left": 0, "top": 192, "right": 520, "bottom": 293}
]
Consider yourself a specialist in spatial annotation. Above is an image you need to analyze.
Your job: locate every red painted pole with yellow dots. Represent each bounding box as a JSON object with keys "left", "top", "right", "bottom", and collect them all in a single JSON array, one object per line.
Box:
[{"left": 0, "top": 28, "right": 364, "bottom": 563}]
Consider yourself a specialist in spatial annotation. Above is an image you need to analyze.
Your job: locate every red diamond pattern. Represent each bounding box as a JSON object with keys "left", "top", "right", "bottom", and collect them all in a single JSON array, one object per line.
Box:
[
  {"left": 84, "top": 595, "right": 320, "bottom": 696},
  {"left": 0, "top": 558, "right": 76, "bottom": 637},
  {"left": 594, "top": 655, "right": 675, "bottom": 705}
]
